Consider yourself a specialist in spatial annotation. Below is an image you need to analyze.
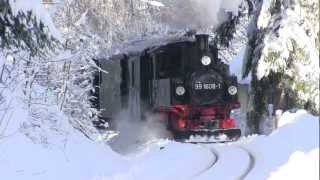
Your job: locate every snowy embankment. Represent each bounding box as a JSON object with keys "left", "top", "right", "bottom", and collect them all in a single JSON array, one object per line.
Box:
[
  {"left": 195, "top": 110, "right": 319, "bottom": 180},
  {"left": 105, "top": 110, "right": 319, "bottom": 180},
  {"left": 0, "top": 89, "right": 128, "bottom": 180},
  {"left": 2, "top": 107, "right": 317, "bottom": 180},
  {"left": 243, "top": 110, "right": 319, "bottom": 180}
]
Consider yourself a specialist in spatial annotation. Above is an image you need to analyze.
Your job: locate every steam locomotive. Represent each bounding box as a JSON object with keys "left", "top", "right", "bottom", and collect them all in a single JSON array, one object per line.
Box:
[{"left": 94, "top": 34, "right": 241, "bottom": 140}]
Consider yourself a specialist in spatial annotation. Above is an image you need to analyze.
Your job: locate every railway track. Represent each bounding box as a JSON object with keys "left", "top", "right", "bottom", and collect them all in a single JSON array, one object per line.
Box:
[
  {"left": 191, "top": 146, "right": 219, "bottom": 178},
  {"left": 236, "top": 146, "right": 255, "bottom": 180},
  {"left": 188, "top": 144, "right": 255, "bottom": 180}
]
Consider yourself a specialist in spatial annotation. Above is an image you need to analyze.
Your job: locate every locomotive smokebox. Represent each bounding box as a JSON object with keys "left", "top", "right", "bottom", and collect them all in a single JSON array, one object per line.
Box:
[{"left": 195, "top": 34, "right": 209, "bottom": 52}]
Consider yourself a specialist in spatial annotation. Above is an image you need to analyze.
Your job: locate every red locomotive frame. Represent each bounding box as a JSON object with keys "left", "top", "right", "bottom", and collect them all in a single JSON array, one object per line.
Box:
[{"left": 155, "top": 102, "right": 241, "bottom": 139}]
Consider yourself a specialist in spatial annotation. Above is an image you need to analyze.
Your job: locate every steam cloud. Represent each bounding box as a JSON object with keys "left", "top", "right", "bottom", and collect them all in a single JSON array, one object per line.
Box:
[
  {"left": 158, "top": 0, "right": 244, "bottom": 30},
  {"left": 108, "top": 111, "right": 172, "bottom": 154}
]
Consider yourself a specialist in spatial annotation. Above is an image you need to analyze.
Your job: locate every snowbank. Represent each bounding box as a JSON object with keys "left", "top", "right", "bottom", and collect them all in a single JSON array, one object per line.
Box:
[
  {"left": 0, "top": 89, "right": 128, "bottom": 180},
  {"left": 0, "top": 131, "right": 128, "bottom": 180},
  {"left": 108, "top": 141, "right": 215, "bottom": 180},
  {"left": 108, "top": 110, "right": 319, "bottom": 180},
  {"left": 241, "top": 110, "right": 319, "bottom": 180}
]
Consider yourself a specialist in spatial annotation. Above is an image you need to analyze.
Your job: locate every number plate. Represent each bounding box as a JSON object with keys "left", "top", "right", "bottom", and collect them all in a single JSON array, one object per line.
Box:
[{"left": 195, "top": 82, "right": 222, "bottom": 90}]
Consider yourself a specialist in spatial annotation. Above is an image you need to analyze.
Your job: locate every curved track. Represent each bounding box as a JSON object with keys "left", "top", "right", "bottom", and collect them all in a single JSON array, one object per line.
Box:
[
  {"left": 190, "top": 146, "right": 219, "bottom": 179},
  {"left": 236, "top": 146, "right": 255, "bottom": 180},
  {"left": 188, "top": 144, "right": 255, "bottom": 180}
]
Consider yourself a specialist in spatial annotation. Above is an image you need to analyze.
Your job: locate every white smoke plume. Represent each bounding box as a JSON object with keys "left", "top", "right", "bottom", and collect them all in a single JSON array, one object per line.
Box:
[{"left": 157, "top": 0, "right": 244, "bottom": 30}]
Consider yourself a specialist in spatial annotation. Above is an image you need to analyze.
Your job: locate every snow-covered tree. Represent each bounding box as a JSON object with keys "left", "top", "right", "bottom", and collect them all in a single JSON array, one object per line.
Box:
[
  {"left": 0, "top": 0, "right": 61, "bottom": 141},
  {"left": 0, "top": 0, "right": 105, "bottom": 142},
  {"left": 53, "top": 0, "right": 165, "bottom": 51},
  {"left": 244, "top": 0, "right": 319, "bottom": 132},
  {"left": 213, "top": 0, "right": 254, "bottom": 62}
]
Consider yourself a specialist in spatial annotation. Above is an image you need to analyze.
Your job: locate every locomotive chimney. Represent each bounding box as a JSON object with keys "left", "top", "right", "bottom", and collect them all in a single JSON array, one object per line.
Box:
[{"left": 195, "top": 34, "right": 209, "bottom": 52}]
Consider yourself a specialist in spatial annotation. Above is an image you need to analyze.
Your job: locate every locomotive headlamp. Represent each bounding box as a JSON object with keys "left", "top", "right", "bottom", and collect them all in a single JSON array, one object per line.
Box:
[
  {"left": 228, "top": 86, "right": 237, "bottom": 95},
  {"left": 176, "top": 86, "right": 186, "bottom": 96},
  {"left": 201, "top": 56, "right": 211, "bottom": 66}
]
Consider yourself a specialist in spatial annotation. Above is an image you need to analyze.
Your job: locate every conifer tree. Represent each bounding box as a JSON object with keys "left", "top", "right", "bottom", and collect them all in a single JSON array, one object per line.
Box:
[{"left": 243, "top": 0, "right": 319, "bottom": 133}]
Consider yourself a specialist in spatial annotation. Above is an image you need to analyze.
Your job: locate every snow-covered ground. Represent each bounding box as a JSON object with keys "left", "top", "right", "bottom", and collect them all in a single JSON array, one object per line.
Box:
[
  {"left": 106, "top": 109, "right": 319, "bottom": 180},
  {"left": 0, "top": 89, "right": 128, "bottom": 180},
  {"left": 1, "top": 1, "right": 319, "bottom": 180},
  {"left": 1, "top": 106, "right": 318, "bottom": 180}
]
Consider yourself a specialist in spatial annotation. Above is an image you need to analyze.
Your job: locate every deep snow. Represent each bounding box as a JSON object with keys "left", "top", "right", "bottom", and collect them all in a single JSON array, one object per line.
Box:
[
  {"left": 0, "top": 89, "right": 128, "bottom": 180},
  {"left": 1, "top": 1, "right": 319, "bottom": 180},
  {"left": 1, "top": 105, "right": 318, "bottom": 180},
  {"left": 105, "top": 110, "right": 319, "bottom": 180}
]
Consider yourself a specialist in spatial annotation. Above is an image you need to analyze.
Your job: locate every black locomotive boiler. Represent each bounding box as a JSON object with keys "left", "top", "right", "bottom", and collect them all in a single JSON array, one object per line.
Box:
[{"left": 94, "top": 34, "right": 241, "bottom": 140}]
